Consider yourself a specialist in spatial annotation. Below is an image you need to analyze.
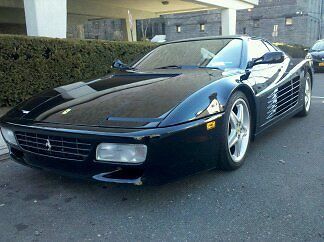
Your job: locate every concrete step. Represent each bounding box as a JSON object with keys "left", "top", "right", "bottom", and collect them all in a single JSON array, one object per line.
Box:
[{"left": 0, "top": 107, "right": 11, "bottom": 159}]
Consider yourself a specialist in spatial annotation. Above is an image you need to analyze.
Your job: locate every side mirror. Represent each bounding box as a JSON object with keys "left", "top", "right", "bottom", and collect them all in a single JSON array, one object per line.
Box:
[
  {"left": 112, "top": 59, "right": 130, "bottom": 70},
  {"left": 248, "top": 51, "right": 285, "bottom": 68}
]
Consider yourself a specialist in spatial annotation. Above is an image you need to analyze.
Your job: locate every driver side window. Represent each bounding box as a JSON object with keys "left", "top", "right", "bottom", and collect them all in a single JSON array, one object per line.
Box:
[{"left": 248, "top": 40, "right": 270, "bottom": 60}]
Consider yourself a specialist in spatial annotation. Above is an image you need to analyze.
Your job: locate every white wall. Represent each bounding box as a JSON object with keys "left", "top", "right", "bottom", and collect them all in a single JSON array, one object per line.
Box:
[
  {"left": 23, "top": 0, "right": 67, "bottom": 38},
  {"left": 221, "top": 9, "right": 237, "bottom": 35}
]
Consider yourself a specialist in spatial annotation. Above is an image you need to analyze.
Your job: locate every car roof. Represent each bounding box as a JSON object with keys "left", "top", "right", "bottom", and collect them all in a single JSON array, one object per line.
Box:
[
  {"left": 165, "top": 35, "right": 248, "bottom": 43},
  {"left": 314, "top": 39, "right": 324, "bottom": 43},
  {"left": 164, "top": 35, "right": 265, "bottom": 45}
]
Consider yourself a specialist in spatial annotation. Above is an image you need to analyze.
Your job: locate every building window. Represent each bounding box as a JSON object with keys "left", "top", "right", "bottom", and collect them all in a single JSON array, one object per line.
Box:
[
  {"left": 243, "top": 27, "right": 247, "bottom": 34},
  {"left": 272, "top": 24, "right": 279, "bottom": 37},
  {"left": 200, "top": 23, "right": 205, "bottom": 32},
  {"left": 219, "top": 26, "right": 222, "bottom": 35},
  {"left": 285, "top": 17, "right": 293, "bottom": 26},
  {"left": 253, "top": 19, "right": 260, "bottom": 28},
  {"left": 176, "top": 25, "right": 181, "bottom": 33}
]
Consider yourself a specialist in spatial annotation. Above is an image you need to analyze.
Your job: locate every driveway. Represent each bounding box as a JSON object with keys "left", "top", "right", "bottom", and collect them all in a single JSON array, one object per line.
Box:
[{"left": 0, "top": 74, "right": 323, "bottom": 242}]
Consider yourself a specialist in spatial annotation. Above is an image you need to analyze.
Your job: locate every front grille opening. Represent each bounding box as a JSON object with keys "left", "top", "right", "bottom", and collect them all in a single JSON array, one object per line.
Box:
[
  {"left": 104, "top": 168, "right": 143, "bottom": 180},
  {"left": 15, "top": 131, "right": 92, "bottom": 161},
  {"left": 11, "top": 147, "right": 24, "bottom": 159}
]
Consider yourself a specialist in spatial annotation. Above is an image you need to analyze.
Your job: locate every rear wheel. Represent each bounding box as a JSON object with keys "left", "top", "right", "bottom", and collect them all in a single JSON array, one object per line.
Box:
[
  {"left": 296, "top": 72, "right": 312, "bottom": 117},
  {"left": 218, "top": 91, "right": 251, "bottom": 170}
]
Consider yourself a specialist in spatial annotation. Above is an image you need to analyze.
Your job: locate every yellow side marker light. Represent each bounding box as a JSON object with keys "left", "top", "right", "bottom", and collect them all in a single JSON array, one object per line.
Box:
[{"left": 206, "top": 121, "right": 216, "bottom": 130}]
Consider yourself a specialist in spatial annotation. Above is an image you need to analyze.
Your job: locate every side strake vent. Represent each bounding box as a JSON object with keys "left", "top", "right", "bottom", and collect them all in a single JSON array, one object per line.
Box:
[{"left": 267, "top": 76, "right": 300, "bottom": 120}]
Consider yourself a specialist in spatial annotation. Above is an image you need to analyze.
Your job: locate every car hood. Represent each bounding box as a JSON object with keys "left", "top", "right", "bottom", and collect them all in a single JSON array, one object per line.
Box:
[{"left": 6, "top": 69, "right": 225, "bottom": 128}]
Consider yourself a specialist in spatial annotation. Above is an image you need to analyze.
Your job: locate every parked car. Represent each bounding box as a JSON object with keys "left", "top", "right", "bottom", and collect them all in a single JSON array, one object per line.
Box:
[
  {"left": 150, "top": 35, "right": 166, "bottom": 43},
  {"left": 306, "top": 39, "right": 324, "bottom": 72},
  {"left": 0, "top": 36, "right": 314, "bottom": 185}
]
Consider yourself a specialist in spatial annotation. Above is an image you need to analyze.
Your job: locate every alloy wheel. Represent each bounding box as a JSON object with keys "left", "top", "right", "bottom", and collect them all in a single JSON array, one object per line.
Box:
[
  {"left": 305, "top": 74, "right": 312, "bottom": 112},
  {"left": 227, "top": 98, "right": 250, "bottom": 163}
]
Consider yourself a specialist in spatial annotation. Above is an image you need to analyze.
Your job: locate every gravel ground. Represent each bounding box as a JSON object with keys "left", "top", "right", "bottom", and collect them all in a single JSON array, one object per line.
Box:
[{"left": 0, "top": 74, "right": 323, "bottom": 242}]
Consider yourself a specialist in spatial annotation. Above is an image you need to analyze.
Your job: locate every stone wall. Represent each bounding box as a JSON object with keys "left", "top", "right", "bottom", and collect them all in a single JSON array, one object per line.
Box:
[
  {"left": 68, "top": 18, "right": 127, "bottom": 41},
  {"left": 0, "top": 23, "right": 26, "bottom": 35},
  {"left": 141, "top": 0, "right": 323, "bottom": 47},
  {"left": 71, "top": 0, "right": 323, "bottom": 46},
  {"left": 84, "top": 19, "right": 127, "bottom": 41}
]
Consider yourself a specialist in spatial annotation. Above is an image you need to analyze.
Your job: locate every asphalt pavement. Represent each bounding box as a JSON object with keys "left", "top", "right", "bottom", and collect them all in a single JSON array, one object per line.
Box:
[{"left": 0, "top": 74, "right": 323, "bottom": 242}]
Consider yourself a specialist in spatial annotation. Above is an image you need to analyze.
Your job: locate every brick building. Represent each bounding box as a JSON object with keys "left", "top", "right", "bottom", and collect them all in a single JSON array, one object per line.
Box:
[{"left": 138, "top": 0, "right": 324, "bottom": 47}]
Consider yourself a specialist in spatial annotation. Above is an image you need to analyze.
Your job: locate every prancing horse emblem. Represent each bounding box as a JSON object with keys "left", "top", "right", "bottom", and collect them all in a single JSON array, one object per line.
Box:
[{"left": 45, "top": 139, "right": 52, "bottom": 151}]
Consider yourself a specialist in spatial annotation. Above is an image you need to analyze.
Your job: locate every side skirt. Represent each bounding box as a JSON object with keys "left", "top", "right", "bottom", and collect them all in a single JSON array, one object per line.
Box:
[{"left": 253, "top": 105, "right": 303, "bottom": 139}]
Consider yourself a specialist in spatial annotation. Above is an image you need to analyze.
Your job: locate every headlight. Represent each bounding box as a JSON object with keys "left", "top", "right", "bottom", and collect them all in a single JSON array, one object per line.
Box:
[
  {"left": 1, "top": 127, "right": 18, "bottom": 145},
  {"left": 96, "top": 143, "right": 147, "bottom": 163}
]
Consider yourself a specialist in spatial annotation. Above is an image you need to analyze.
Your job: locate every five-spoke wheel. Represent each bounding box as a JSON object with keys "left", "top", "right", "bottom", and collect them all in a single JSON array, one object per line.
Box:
[
  {"left": 218, "top": 91, "right": 251, "bottom": 170},
  {"left": 228, "top": 98, "right": 251, "bottom": 163},
  {"left": 297, "top": 72, "right": 312, "bottom": 117},
  {"left": 304, "top": 73, "right": 312, "bottom": 112}
]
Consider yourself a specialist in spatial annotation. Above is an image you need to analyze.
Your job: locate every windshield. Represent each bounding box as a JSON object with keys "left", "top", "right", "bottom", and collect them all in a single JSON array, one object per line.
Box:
[
  {"left": 311, "top": 41, "right": 324, "bottom": 52},
  {"left": 132, "top": 39, "right": 243, "bottom": 71}
]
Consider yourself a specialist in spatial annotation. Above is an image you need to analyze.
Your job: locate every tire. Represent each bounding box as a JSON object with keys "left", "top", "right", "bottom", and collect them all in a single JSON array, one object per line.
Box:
[
  {"left": 296, "top": 72, "right": 312, "bottom": 117},
  {"left": 218, "top": 91, "right": 252, "bottom": 171}
]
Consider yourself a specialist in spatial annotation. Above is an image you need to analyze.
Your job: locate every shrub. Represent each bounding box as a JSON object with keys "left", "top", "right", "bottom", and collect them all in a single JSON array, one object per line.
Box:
[
  {"left": 273, "top": 42, "right": 307, "bottom": 59},
  {"left": 0, "top": 35, "right": 156, "bottom": 107}
]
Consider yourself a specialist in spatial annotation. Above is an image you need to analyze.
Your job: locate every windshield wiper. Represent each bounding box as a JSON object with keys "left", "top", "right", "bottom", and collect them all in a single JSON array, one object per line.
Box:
[
  {"left": 155, "top": 65, "right": 223, "bottom": 70},
  {"left": 155, "top": 65, "right": 183, "bottom": 69},
  {"left": 198, "top": 66, "right": 223, "bottom": 71}
]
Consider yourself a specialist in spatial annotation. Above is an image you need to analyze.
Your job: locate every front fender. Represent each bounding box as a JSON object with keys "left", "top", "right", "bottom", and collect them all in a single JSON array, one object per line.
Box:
[{"left": 159, "top": 75, "right": 251, "bottom": 127}]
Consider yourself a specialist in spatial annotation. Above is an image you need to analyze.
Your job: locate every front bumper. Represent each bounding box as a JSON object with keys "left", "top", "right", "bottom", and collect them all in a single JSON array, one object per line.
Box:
[{"left": 2, "top": 113, "right": 225, "bottom": 185}]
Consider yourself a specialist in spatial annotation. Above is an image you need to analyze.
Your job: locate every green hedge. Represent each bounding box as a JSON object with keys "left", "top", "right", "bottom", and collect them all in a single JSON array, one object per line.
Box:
[
  {"left": 0, "top": 35, "right": 156, "bottom": 107},
  {"left": 273, "top": 42, "right": 307, "bottom": 59}
]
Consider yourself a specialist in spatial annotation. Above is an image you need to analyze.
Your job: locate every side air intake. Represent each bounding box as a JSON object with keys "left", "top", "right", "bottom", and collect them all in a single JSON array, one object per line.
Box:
[{"left": 267, "top": 76, "right": 300, "bottom": 120}]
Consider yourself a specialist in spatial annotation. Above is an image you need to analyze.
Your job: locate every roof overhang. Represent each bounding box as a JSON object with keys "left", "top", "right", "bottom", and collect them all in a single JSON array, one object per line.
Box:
[
  {"left": 187, "top": 0, "right": 258, "bottom": 10},
  {"left": 0, "top": 0, "right": 259, "bottom": 19},
  {"left": 67, "top": 0, "right": 259, "bottom": 19}
]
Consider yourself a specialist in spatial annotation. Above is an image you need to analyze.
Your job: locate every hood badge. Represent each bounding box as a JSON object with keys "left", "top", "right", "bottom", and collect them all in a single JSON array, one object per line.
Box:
[
  {"left": 62, "top": 108, "right": 72, "bottom": 115},
  {"left": 45, "top": 139, "right": 52, "bottom": 152},
  {"left": 22, "top": 110, "right": 30, "bottom": 114}
]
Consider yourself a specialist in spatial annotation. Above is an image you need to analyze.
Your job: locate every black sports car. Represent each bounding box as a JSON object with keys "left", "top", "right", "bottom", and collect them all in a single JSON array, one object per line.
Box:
[
  {"left": 306, "top": 39, "right": 324, "bottom": 72},
  {"left": 0, "top": 36, "right": 314, "bottom": 185}
]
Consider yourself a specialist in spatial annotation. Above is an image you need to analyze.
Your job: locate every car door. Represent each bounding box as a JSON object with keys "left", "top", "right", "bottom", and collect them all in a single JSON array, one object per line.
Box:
[{"left": 246, "top": 39, "right": 293, "bottom": 133}]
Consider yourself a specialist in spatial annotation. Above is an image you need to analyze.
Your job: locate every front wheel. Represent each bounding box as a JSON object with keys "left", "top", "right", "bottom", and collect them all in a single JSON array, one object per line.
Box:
[
  {"left": 296, "top": 72, "right": 312, "bottom": 117},
  {"left": 218, "top": 91, "right": 251, "bottom": 171}
]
